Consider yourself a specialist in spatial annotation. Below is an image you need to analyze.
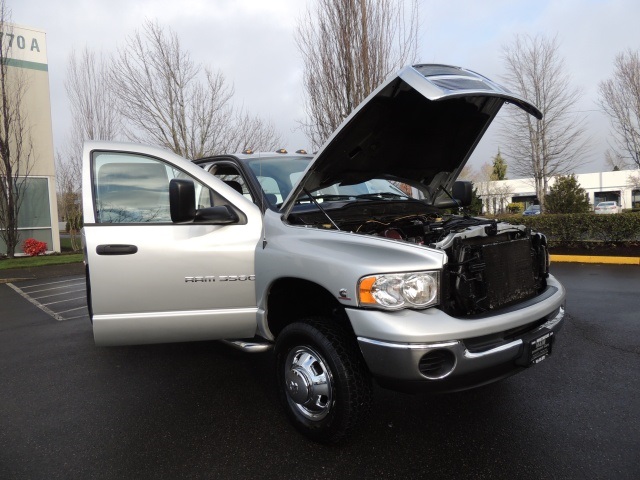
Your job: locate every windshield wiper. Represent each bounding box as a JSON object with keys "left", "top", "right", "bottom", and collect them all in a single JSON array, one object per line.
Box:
[
  {"left": 355, "top": 192, "right": 408, "bottom": 200},
  {"left": 296, "top": 194, "right": 354, "bottom": 202}
]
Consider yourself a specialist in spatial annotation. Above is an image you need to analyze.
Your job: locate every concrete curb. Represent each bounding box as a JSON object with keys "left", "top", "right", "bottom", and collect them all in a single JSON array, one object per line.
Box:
[
  {"left": 0, "top": 277, "right": 33, "bottom": 284},
  {"left": 550, "top": 254, "right": 640, "bottom": 265}
]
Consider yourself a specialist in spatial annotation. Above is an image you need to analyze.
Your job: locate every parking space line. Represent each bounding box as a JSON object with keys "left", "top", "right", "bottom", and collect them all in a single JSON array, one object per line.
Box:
[
  {"left": 64, "top": 313, "right": 90, "bottom": 321},
  {"left": 6, "top": 283, "right": 65, "bottom": 321},
  {"left": 41, "top": 296, "right": 87, "bottom": 306},
  {"left": 22, "top": 282, "right": 85, "bottom": 294},
  {"left": 56, "top": 305, "right": 88, "bottom": 315},
  {"left": 18, "top": 277, "right": 82, "bottom": 290},
  {"left": 30, "top": 288, "right": 86, "bottom": 300}
]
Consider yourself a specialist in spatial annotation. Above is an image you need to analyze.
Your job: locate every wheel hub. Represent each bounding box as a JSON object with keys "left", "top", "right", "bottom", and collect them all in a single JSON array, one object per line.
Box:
[
  {"left": 285, "top": 368, "right": 311, "bottom": 404},
  {"left": 283, "top": 346, "right": 333, "bottom": 421}
]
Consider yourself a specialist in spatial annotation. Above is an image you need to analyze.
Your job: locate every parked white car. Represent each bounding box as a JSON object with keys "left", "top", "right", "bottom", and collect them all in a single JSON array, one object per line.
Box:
[{"left": 595, "top": 201, "right": 619, "bottom": 214}]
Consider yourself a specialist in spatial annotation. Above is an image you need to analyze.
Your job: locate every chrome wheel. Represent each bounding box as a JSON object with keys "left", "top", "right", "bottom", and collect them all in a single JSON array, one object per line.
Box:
[
  {"left": 275, "top": 318, "right": 372, "bottom": 443},
  {"left": 284, "top": 346, "right": 334, "bottom": 421}
]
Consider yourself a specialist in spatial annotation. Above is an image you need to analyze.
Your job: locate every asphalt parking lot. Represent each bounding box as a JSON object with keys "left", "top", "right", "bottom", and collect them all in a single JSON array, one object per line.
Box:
[
  {"left": 0, "top": 263, "right": 638, "bottom": 479},
  {"left": 6, "top": 275, "right": 88, "bottom": 322}
]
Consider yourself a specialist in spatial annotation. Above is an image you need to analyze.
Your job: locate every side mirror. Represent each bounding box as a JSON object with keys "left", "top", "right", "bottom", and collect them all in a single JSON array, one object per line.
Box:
[
  {"left": 170, "top": 178, "right": 240, "bottom": 225},
  {"left": 452, "top": 181, "right": 472, "bottom": 207},
  {"left": 195, "top": 205, "right": 239, "bottom": 224},
  {"left": 170, "top": 179, "right": 196, "bottom": 223},
  {"left": 433, "top": 181, "right": 473, "bottom": 209}
]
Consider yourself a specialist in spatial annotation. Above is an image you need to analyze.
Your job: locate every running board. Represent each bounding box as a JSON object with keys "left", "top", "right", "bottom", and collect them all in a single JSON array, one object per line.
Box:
[{"left": 221, "top": 339, "right": 273, "bottom": 353}]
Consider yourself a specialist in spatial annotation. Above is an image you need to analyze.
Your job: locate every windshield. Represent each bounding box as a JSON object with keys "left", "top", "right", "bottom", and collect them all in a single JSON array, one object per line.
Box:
[{"left": 246, "top": 156, "right": 411, "bottom": 206}]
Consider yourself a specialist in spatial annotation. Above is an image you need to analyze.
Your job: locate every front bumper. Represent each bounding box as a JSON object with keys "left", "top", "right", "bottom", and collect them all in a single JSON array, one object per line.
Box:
[{"left": 348, "top": 275, "right": 566, "bottom": 393}]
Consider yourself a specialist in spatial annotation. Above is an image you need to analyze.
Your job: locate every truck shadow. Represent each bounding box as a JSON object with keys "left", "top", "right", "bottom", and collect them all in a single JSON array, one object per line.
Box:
[{"left": 84, "top": 339, "right": 558, "bottom": 478}]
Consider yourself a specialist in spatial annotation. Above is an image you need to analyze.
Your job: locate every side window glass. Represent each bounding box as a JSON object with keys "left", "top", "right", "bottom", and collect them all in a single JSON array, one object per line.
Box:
[
  {"left": 257, "top": 176, "right": 282, "bottom": 204},
  {"left": 212, "top": 168, "right": 253, "bottom": 201},
  {"left": 93, "top": 152, "right": 212, "bottom": 224}
]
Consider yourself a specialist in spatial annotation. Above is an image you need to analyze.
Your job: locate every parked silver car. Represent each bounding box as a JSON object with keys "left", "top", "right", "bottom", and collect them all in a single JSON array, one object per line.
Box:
[{"left": 82, "top": 64, "right": 565, "bottom": 443}]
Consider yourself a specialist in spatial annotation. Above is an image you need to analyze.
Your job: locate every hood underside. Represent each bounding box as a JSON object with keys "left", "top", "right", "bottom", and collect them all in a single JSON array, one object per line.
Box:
[{"left": 283, "top": 64, "right": 541, "bottom": 211}]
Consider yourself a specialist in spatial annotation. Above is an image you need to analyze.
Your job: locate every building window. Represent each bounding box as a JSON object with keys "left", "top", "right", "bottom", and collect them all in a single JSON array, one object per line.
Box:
[
  {"left": 594, "top": 190, "right": 621, "bottom": 205},
  {"left": 1, "top": 177, "right": 53, "bottom": 253},
  {"left": 632, "top": 189, "right": 640, "bottom": 209}
]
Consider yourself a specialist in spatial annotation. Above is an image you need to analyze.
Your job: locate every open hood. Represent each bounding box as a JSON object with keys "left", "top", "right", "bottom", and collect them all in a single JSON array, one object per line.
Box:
[{"left": 283, "top": 64, "right": 541, "bottom": 212}]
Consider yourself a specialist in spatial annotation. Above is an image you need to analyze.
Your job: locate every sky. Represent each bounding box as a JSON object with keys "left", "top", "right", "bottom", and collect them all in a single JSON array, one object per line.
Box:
[{"left": 9, "top": 0, "right": 640, "bottom": 177}]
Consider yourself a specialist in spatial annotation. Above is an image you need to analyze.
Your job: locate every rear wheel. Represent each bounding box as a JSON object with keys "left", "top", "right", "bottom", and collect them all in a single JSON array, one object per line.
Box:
[{"left": 275, "top": 317, "right": 372, "bottom": 443}]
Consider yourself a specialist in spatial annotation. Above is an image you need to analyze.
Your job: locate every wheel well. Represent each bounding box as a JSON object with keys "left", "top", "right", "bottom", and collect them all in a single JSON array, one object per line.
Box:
[{"left": 266, "top": 278, "right": 352, "bottom": 337}]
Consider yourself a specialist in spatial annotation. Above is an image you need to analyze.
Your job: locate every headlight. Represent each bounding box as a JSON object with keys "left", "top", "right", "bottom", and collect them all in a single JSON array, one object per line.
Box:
[{"left": 358, "top": 271, "right": 439, "bottom": 310}]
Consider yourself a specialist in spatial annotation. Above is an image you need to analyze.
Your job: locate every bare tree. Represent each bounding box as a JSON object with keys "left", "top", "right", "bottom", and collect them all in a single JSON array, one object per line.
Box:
[
  {"left": 499, "top": 34, "right": 590, "bottom": 211},
  {"left": 55, "top": 153, "right": 82, "bottom": 251},
  {"left": 598, "top": 49, "right": 640, "bottom": 169},
  {"left": 65, "top": 47, "right": 121, "bottom": 160},
  {"left": 296, "top": 0, "right": 418, "bottom": 148},
  {"left": 604, "top": 149, "right": 631, "bottom": 171},
  {"left": 457, "top": 163, "right": 479, "bottom": 182},
  {"left": 57, "top": 47, "right": 121, "bottom": 249},
  {"left": 0, "top": 1, "right": 35, "bottom": 257},
  {"left": 110, "top": 20, "right": 281, "bottom": 159}
]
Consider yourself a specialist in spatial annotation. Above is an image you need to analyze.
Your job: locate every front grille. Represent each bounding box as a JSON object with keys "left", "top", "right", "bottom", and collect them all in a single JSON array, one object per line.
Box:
[
  {"left": 445, "top": 234, "right": 545, "bottom": 316},
  {"left": 482, "top": 239, "right": 536, "bottom": 310}
]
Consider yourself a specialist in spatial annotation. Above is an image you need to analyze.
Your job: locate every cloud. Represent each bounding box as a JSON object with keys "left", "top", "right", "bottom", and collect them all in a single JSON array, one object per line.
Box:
[{"left": 11, "top": 0, "right": 640, "bottom": 171}]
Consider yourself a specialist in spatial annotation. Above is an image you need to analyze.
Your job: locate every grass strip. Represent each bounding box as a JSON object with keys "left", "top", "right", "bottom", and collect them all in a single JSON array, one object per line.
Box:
[{"left": 0, "top": 254, "right": 83, "bottom": 270}]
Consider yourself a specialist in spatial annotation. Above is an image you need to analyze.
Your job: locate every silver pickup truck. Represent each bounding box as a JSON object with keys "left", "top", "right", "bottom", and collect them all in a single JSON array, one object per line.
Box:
[{"left": 82, "top": 64, "right": 565, "bottom": 443}]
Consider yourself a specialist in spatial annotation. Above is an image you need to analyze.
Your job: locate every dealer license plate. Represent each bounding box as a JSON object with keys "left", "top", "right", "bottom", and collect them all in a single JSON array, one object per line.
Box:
[{"left": 517, "top": 329, "right": 554, "bottom": 366}]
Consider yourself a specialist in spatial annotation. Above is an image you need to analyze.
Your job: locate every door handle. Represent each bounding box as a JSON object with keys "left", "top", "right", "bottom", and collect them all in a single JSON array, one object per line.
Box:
[{"left": 96, "top": 244, "right": 138, "bottom": 255}]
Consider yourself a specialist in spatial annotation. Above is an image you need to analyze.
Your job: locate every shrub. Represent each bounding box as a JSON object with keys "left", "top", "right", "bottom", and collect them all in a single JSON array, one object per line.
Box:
[
  {"left": 507, "top": 202, "right": 524, "bottom": 214},
  {"left": 544, "top": 175, "right": 590, "bottom": 214},
  {"left": 501, "top": 212, "right": 640, "bottom": 246},
  {"left": 22, "top": 238, "right": 48, "bottom": 256}
]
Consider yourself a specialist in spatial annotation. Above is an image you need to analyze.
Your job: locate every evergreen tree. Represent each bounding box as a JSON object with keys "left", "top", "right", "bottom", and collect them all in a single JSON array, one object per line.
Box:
[
  {"left": 468, "top": 187, "right": 484, "bottom": 215},
  {"left": 544, "top": 175, "right": 591, "bottom": 213},
  {"left": 491, "top": 150, "right": 507, "bottom": 180}
]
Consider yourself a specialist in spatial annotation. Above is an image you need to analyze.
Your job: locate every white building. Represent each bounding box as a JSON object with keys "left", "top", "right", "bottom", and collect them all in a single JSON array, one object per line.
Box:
[
  {"left": 476, "top": 169, "right": 640, "bottom": 214},
  {"left": 0, "top": 23, "right": 59, "bottom": 255}
]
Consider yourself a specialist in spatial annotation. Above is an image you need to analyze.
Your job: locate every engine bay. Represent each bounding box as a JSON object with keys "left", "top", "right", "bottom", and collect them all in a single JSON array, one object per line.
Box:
[{"left": 289, "top": 200, "right": 549, "bottom": 316}]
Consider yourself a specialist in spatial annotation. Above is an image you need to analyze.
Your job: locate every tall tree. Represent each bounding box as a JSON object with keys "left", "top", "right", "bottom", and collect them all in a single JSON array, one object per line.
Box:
[
  {"left": 55, "top": 152, "right": 82, "bottom": 251},
  {"left": 296, "top": 0, "right": 418, "bottom": 148},
  {"left": 65, "top": 47, "right": 121, "bottom": 162},
  {"left": 490, "top": 149, "right": 507, "bottom": 180},
  {"left": 58, "top": 47, "right": 121, "bottom": 249},
  {"left": 457, "top": 163, "right": 479, "bottom": 182},
  {"left": 598, "top": 49, "right": 640, "bottom": 169},
  {"left": 603, "top": 149, "right": 630, "bottom": 171},
  {"left": 476, "top": 160, "right": 512, "bottom": 215},
  {"left": 0, "top": 1, "right": 35, "bottom": 257},
  {"left": 499, "top": 34, "right": 590, "bottom": 211},
  {"left": 110, "top": 20, "right": 281, "bottom": 159}
]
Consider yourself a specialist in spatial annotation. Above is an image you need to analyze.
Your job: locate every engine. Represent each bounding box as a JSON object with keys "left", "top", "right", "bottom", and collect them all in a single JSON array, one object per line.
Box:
[
  {"left": 290, "top": 206, "right": 549, "bottom": 317},
  {"left": 344, "top": 213, "right": 550, "bottom": 317}
]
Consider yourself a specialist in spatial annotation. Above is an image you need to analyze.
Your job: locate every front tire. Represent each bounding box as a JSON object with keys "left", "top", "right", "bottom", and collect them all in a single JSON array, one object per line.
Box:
[{"left": 275, "top": 318, "right": 372, "bottom": 443}]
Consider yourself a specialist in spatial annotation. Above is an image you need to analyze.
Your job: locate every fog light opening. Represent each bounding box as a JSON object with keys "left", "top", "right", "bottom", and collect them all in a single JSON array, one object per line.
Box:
[{"left": 419, "top": 349, "right": 456, "bottom": 379}]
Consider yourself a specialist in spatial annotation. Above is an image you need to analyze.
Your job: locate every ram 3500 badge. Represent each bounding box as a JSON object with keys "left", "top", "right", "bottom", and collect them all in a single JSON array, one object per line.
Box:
[{"left": 82, "top": 64, "right": 565, "bottom": 443}]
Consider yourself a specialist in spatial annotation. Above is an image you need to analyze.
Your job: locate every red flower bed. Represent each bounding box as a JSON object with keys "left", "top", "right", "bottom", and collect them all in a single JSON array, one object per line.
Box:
[{"left": 22, "top": 238, "right": 48, "bottom": 256}]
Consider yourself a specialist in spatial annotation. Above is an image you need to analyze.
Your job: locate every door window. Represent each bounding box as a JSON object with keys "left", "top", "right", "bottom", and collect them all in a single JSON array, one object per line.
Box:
[
  {"left": 93, "top": 152, "right": 213, "bottom": 224},
  {"left": 208, "top": 164, "right": 253, "bottom": 202}
]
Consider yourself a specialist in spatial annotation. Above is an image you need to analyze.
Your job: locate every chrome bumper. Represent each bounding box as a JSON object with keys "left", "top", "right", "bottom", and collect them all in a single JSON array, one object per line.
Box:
[{"left": 357, "top": 305, "right": 565, "bottom": 386}]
